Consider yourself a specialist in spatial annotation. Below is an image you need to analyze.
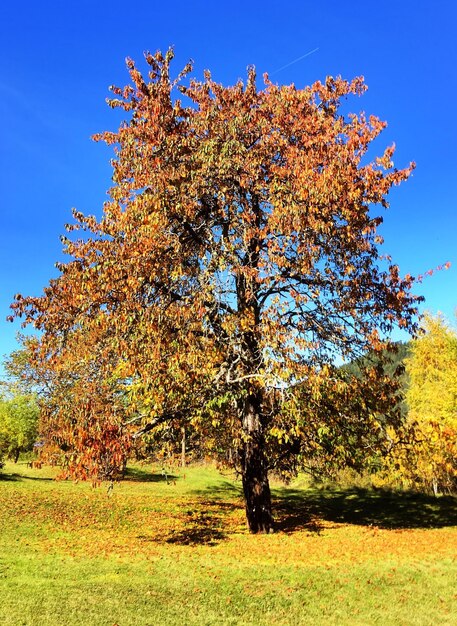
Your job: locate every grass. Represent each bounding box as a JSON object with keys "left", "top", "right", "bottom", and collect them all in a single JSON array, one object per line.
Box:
[{"left": 1, "top": 461, "right": 456, "bottom": 625}]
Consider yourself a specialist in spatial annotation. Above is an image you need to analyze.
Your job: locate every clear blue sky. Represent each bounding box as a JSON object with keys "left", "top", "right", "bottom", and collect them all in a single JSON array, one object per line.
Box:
[{"left": 1, "top": 0, "right": 456, "bottom": 364}]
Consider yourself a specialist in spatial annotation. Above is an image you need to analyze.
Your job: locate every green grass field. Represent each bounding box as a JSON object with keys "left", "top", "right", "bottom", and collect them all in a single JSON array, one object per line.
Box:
[{"left": 1, "top": 461, "right": 456, "bottom": 625}]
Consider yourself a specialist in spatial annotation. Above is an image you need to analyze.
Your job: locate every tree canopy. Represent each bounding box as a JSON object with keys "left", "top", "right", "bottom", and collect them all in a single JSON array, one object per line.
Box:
[{"left": 11, "top": 49, "right": 421, "bottom": 531}]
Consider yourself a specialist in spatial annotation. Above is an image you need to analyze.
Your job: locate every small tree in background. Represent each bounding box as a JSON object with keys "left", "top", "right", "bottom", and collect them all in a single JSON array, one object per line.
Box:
[
  {"left": 11, "top": 50, "right": 421, "bottom": 531},
  {"left": 0, "top": 349, "right": 40, "bottom": 465},
  {"left": 0, "top": 394, "right": 39, "bottom": 463},
  {"left": 392, "top": 314, "right": 457, "bottom": 494}
]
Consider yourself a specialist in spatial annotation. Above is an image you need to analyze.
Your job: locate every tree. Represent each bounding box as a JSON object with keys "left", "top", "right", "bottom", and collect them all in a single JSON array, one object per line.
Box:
[
  {"left": 6, "top": 335, "right": 132, "bottom": 481},
  {"left": 11, "top": 49, "right": 421, "bottom": 532},
  {"left": 0, "top": 392, "right": 38, "bottom": 464},
  {"left": 396, "top": 314, "right": 457, "bottom": 494},
  {"left": 0, "top": 348, "right": 39, "bottom": 465}
]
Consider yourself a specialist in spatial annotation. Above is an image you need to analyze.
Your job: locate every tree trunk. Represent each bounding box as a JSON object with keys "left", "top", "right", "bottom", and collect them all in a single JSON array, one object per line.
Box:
[
  {"left": 235, "top": 194, "right": 272, "bottom": 532},
  {"left": 239, "top": 392, "right": 274, "bottom": 533}
]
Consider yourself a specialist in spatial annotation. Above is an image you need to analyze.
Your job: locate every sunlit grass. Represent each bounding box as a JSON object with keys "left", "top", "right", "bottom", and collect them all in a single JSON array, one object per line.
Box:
[{"left": 1, "top": 460, "right": 456, "bottom": 625}]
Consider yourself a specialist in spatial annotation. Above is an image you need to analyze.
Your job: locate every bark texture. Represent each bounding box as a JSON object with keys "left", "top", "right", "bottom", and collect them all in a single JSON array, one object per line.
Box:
[{"left": 240, "top": 392, "right": 274, "bottom": 533}]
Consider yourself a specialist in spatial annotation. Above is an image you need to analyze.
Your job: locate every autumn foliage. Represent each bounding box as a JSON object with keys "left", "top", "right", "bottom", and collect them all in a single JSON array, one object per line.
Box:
[
  {"left": 11, "top": 49, "right": 421, "bottom": 531},
  {"left": 387, "top": 314, "right": 457, "bottom": 494}
]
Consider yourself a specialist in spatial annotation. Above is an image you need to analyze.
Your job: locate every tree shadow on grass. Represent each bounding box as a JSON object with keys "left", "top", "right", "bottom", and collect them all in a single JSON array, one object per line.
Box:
[
  {"left": 0, "top": 472, "right": 54, "bottom": 482},
  {"left": 191, "top": 479, "right": 457, "bottom": 536},
  {"left": 123, "top": 466, "right": 178, "bottom": 483},
  {"left": 273, "top": 486, "right": 457, "bottom": 533},
  {"left": 165, "top": 505, "right": 234, "bottom": 546},
  {"left": 0, "top": 472, "right": 22, "bottom": 482},
  {"left": 139, "top": 501, "right": 240, "bottom": 546},
  {"left": 191, "top": 480, "right": 243, "bottom": 500}
]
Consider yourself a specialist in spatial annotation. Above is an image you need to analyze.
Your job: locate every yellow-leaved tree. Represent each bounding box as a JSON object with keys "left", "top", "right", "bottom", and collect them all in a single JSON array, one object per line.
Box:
[{"left": 401, "top": 313, "right": 457, "bottom": 494}]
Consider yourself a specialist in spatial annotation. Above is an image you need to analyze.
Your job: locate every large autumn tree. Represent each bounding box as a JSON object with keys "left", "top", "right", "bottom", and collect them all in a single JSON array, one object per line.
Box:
[{"left": 11, "top": 49, "right": 421, "bottom": 532}]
